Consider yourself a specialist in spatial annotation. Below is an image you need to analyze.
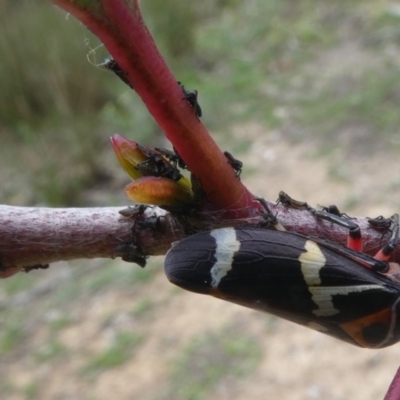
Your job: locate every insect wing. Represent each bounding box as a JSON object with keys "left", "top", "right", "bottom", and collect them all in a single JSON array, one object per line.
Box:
[{"left": 165, "top": 228, "right": 400, "bottom": 348}]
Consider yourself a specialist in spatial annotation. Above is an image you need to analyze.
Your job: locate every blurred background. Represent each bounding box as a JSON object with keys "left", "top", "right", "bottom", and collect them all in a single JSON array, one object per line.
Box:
[{"left": 1, "top": 1, "right": 400, "bottom": 399}]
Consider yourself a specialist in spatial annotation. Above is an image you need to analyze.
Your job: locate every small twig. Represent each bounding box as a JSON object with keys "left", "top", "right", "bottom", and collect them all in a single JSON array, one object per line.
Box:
[{"left": 0, "top": 205, "right": 183, "bottom": 278}]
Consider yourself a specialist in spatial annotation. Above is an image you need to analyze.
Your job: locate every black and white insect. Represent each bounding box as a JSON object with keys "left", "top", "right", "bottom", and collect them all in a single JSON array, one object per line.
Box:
[{"left": 164, "top": 213, "right": 400, "bottom": 348}]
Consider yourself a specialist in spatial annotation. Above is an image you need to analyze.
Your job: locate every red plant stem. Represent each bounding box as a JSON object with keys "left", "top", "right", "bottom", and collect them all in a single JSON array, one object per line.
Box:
[{"left": 52, "top": 0, "right": 255, "bottom": 215}]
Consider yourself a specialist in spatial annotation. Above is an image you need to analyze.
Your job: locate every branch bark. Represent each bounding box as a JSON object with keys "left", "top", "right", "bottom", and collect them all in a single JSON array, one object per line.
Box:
[
  {"left": 1, "top": 203, "right": 398, "bottom": 278},
  {"left": 0, "top": 205, "right": 183, "bottom": 278}
]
